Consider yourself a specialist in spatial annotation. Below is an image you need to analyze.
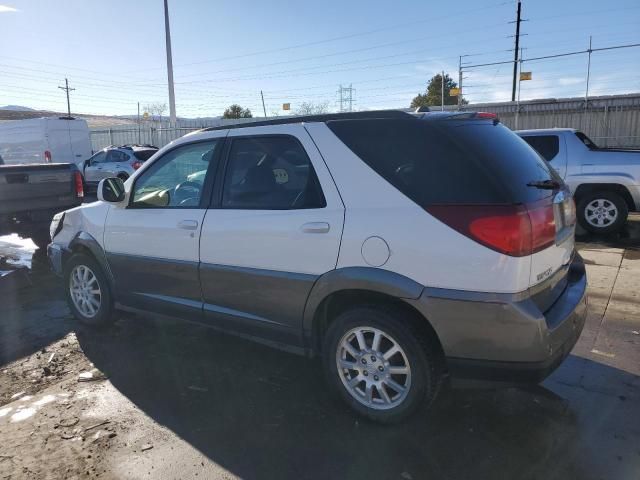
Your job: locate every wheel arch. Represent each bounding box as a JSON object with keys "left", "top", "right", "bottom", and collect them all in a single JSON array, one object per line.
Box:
[
  {"left": 303, "top": 267, "right": 444, "bottom": 359},
  {"left": 67, "top": 231, "right": 115, "bottom": 291},
  {"left": 574, "top": 183, "right": 636, "bottom": 211}
]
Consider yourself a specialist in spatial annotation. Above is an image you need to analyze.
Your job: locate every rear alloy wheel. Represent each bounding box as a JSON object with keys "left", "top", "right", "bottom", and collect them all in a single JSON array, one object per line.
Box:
[
  {"left": 64, "top": 253, "right": 114, "bottom": 327},
  {"left": 577, "top": 191, "right": 628, "bottom": 234},
  {"left": 336, "top": 326, "right": 412, "bottom": 410},
  {"left": 323, "top": 306, "right": 442, "bottom": 424}
]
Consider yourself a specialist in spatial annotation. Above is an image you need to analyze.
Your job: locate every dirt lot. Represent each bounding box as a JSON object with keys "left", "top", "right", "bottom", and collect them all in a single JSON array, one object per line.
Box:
[{"left": 1, "top": 219, "right": 639, "bottom": 480}]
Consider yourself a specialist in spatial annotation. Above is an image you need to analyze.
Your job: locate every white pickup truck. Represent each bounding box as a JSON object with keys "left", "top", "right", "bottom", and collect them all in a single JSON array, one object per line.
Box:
[{"left": 517, "top": 128, "right": 640, "bottom": 234}]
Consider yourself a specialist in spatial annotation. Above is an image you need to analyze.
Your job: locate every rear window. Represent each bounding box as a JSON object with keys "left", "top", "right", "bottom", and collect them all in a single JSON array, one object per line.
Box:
[
  {"left": 133, "top": 149, "right": 157, "bottom": 161},
  {"left": 521, "top": 135, "right": 560, "bottom": 162},
  {"left": 327, "top": 119, "right": 558, "bottom": 205}
]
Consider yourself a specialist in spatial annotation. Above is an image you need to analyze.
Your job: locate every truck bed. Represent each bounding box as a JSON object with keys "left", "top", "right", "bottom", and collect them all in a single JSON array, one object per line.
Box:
[{"left": 0, "top": 163, "right": 83, "bottom": 244}]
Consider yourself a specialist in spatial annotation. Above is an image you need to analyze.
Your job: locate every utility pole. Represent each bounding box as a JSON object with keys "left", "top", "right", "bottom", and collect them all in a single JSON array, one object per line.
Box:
[
  {"left": 458, "top": 56, "right": 463, "bottom": 108},
  {"left": 515, "top": 47, "right": 524, "bottom": 130},
  {"left": 441, "top": 70, "right": 445, "bottom": 111},
  {"left": 137, "top": 102, "right": 141, "bottom": 144},
  {"left": 260, "top": 90, "right": 267, "bottom": 117},
  {"left": 585, "top": 35, "right": 593, "bottom": 106},
  {"left": 511, "top": 0, "right": 522, "bottom": 102},
  {"left": 58, "top": 78, "right": 75, "bottom": 117},
  {"left": 163, "top": 0, "right": 177, "bottom": 127}
]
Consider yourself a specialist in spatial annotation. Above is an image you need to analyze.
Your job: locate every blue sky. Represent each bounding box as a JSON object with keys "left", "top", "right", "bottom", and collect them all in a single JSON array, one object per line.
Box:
[{"left": 1, "top": 0, "right": 639, "bottom": 117}]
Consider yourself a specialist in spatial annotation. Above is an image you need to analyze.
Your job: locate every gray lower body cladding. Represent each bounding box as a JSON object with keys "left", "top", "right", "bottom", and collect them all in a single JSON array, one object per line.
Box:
[
  {"left": 50, "top": 240, "right": 587, "bottom": 384},
  {"left": 408, "top": 254, "right": 588, "bottom": 383}
]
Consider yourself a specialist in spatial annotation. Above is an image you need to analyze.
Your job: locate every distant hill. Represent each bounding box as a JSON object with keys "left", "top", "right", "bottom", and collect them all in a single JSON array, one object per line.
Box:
[
  {"left": 0, "top": 108, "right": 137, "bottom": 128},
  {"left": 0, "top": 105, "right": 36, "bottom": 111}
]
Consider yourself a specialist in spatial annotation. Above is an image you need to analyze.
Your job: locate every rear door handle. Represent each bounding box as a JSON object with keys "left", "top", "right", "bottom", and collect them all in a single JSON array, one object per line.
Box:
[
  {"left": 301, "top": 222, "right": 330, "bottom": 234},
  {"left": 178, "top": 220, "right": 199, "bottom": 230}
]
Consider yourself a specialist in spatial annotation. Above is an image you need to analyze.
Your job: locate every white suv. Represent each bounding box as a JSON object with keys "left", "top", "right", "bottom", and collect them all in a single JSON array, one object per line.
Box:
[{"left": 48, "top": 111, "right": 588, "bottom": 423}]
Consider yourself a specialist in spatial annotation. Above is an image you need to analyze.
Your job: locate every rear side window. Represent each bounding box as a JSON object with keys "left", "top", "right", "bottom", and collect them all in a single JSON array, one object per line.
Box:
[
  {"left": 575, "top": 131, "right": 598, "bottom": 150},
  {"left": 221, "top": 136, "right": 326, "bottom": 210},
  {"left": 328, "top": 119, "right": 558, "bottom": 205},
  {"left": 106, "top": 150, "right": 130, "bottom": 163},
  {"left": 521, "top": 135, "right": 560, "bottom": 162},
  {"left": 133, "top": 149, "right": 157, "bottom": 161}
]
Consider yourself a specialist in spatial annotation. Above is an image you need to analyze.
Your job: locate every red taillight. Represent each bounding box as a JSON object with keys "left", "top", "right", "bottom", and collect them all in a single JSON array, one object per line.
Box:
[
  {"left": 44, "top": 150, "right": 52, "bottom": 162},
  {"left": 426, "top": 199, "right": 556, "bottom": 257},
  {"left": 74, "top": 171, "right": 84, "bottom": 198},
  {"left": 527, "top": 198, "right": 556, "bottom": 253},
  {"left": 132, "top": 161, "right": 143, "bottom": 170}
]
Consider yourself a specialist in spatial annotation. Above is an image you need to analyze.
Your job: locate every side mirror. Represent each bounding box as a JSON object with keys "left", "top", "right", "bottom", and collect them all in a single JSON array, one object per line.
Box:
[{"left": 98, "top": 177, "right": 125, "bottom": 203}]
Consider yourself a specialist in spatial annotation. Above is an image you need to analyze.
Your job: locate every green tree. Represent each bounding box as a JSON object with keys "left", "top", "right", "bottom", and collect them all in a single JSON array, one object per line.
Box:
[
  {"left": 223, "top": 104, "right": 253, "bottom": 119},
  {"left": 410, "top": 73, "right": 466, "bottom": 109}
]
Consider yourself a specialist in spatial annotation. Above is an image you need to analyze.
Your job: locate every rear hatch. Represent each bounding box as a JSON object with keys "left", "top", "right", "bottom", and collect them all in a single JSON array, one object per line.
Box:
[{"left": 327, "top": 113, "right": 575, "bottom": 307}]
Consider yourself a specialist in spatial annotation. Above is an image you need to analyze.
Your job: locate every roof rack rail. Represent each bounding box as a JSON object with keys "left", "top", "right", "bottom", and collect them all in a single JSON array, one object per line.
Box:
[{"left": 202, "top": 110, "right": 416, "bottom": 132}]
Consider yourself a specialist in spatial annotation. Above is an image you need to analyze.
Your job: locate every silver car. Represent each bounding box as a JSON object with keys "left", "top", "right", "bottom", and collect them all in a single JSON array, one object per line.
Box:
[{"left": 83, "top": 145, "right": 157, "bottom": 186}]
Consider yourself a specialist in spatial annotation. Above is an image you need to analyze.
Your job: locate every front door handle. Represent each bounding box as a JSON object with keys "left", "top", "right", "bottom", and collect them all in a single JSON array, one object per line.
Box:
[
  {"left": 301, "top": 222, "right": 330, "bottom": 234},
  {"left": 178, "top": 220, "right": 199, "bottom": 230}
]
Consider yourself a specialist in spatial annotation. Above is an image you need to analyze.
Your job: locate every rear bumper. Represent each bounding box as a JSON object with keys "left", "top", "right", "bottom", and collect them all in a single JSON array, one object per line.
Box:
[{"left": 408, "top": 253, "right": 588, "bottom": 384}]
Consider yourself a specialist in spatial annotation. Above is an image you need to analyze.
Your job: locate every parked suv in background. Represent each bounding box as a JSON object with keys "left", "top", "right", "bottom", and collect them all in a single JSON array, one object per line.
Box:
[
  {"left": 517, "top": 128, "right": 640, "bottom": 234},
  {"left": 48, "top": 111, "right": 587, "bottom": 423},
  {"left": 83, "top": 144, "right": 158, "bottom": 187}
]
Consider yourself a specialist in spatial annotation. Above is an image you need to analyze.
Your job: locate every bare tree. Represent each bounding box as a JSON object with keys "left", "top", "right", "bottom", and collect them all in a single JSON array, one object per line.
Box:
[
  {"left": 295, "top": 101, "right": 330, "bottom": 116},
  {"left": 144, "top": 102, "right": 168, "bottom": 123}
]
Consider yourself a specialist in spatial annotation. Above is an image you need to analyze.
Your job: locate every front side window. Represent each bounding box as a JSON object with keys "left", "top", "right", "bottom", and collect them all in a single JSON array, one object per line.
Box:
[
  {"left": 521, "top": 135, "right": 560, "bottom": 161},
  {"left": 221, "top": 136, "right": 325, "bottom": 210},
  {"left": 90, "top": 151, "right": 107, "bottom": 164},
  {"left": 131, "top": 140, "right": 219, "bottom": 208}
]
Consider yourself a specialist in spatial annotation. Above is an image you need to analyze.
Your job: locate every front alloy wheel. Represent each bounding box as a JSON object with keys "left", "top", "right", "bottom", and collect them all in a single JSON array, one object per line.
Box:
[
  {"left": 69, "top": 265, "right": 102, "bottom": 318},
  {"left": 64, "top": 253, "right": 114, "bottom": 327}
]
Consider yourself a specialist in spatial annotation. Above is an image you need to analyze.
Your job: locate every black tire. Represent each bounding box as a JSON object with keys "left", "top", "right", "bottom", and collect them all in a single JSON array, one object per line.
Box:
[
  {"left": 63, "top": 252, "right": 114, "bottom": 327},
  {"left": 29, "top": 231, "right": 51, "bottom": 250},
  {"left": 577, "top": 190, "right": 628, "bottom": 234},
  {"left": 323, "top": 306, "right": 443, "bottom": 424},
  {"left": 117, "top": 173, "right": 129, "bottom": 181}
]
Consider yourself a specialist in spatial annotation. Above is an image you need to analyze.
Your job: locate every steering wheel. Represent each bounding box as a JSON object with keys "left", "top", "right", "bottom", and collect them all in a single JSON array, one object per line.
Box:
[{"left": 173, "top": 181, "right": 202, "bottom": 206}]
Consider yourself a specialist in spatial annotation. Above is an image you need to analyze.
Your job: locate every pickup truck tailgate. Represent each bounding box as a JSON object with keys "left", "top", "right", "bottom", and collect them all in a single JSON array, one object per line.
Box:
[{"left": 0, "top": 163, "right": 79, "bottom": 216}]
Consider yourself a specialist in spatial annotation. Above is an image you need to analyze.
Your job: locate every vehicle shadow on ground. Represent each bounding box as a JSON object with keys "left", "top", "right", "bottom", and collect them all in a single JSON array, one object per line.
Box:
[
  {"left": 77, "top": 314, "right": 640, "bottom": 480},
  {"left": 576, "top": 214, "right": 640, "bottom": 249},
  {"left": 0, "top": 249, "right": 73, "bottom": 366}
]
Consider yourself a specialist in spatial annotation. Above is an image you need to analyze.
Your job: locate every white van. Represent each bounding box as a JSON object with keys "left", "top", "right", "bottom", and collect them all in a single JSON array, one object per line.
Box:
[{"left": 0, "top": 117, "right": 92, "bottom": 169}]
